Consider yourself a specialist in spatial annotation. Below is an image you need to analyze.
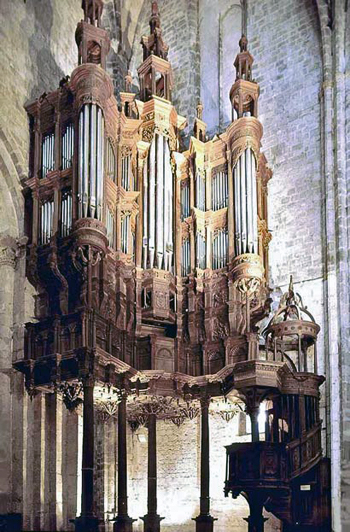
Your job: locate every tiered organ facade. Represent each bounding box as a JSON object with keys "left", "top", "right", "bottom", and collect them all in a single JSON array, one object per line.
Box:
[{"left": 16, "top": 2, "right": 331, "bottom": 532}]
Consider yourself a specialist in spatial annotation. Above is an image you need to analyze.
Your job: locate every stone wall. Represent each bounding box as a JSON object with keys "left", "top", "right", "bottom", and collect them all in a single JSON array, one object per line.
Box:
[
  {"left": 0, "top": 0, "right": 82, "bottom": 523},
  {"left": 97, "top": 411, "right": 281, "bottom": 532}
]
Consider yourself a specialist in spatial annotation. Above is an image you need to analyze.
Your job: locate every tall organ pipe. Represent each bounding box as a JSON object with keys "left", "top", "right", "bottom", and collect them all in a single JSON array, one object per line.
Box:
[
  {"left": 143, "top": 135, "right": 173, "bottom": 271},
  {"left": 143, "top": 157, "right": 148, "bottom": 269},
  {"left": 240, "top": 150, "right": 247, "bottom": 253},
  {"left": 246, "top": 147, "right": 253, "bottom": 252},
  {"left": 163, "top": 137, "right": 169, "bottom": 269},
  {"left": 234, "top": 148, "right": 258, "bottom": 255},
  {"left": 83, "top": 105, "right": 89, "bottom": 217},
  {"left": 90, "top": 104, "right": 97, "bottom": 218},
  {"left": 251, "top": 152, "right": 258, "bottom": 251},
  {"left": 148, "top": 137, "right": 156, "bottom": 268},
  {"left": 78, "top": 112, "right": 84, "bottom": 215},
  {"left": 156, "top": 134, "right": 164, "bottom": 269},
  {"left": 78, "top": 104, "right": 104, "bottom": 220},
  {"left": 165, "top": 140, "right": 173, "bottom": 271},
  {"left": 234, "top": 158, "right": 241, "bottom": 254},
  {"left": 96, "top": 107, "right": 104, "bottom": 220}
]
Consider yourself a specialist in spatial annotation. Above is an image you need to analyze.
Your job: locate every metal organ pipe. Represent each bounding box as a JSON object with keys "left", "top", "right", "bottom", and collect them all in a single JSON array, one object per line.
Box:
[
  {"left": 78, "top": 112, "right": 84, "bottom": 216},
  {"left": 143, "top": 157, "right": 148, "bottom": 269},
  {"left": 96, "top": 106, "right": 104, "bottom": 220},
  {"left": 41, "top": 200, "right": 54, "bottom": 244},
  {"left": 251, "top": 152, "right": 258, "bottom": 252},
  {"left": 78, "top": 104, "right": 104, "bottom": 220},
  {"left": 82, "top": 105, "right": 90, "bottom": 217},
  {"left": 41, "top": 133, "right": 55, "bottom": 177},
  {"left": 165, "top": 140, "right": 173, "bottom": 272},
  {"left": 143, "top": 135, "right": 173, "bottom": 271},
  {"left": 240, "top": 150, "right": 247, "bottom": 253},
  {"left": 182, "top": 239, "right": 190, "bottom": 276},
  {"left": 156, "top": 134, "right": 164, "bottom": 269},
  {"left": 196, "top": 173, "right": 205, "bottom": 211},
  {"left": 90, "top": 104, "right": 97, "bottom": 218},
  {"left": 234, "top": 148, "right": 258, "bottom": 256},
  {"left": 148, "top": 137, "right": 156, "bottom": 268},
  {"left": 163, "top": 138, "right": 169, "bottom": 269},
  {"left": 246, "top": 146, "right": 253, "bottom": 253},
  {"left": 62, "top": 123, "right": 74, "bottom": 170}
]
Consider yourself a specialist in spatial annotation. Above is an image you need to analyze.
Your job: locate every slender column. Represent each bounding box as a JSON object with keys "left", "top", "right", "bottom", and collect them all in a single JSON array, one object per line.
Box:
[
  {"left": 113, "top": 394, "right": 135, "bottom": 532},
  {"left": 73, "top": 377, "right": 99, "bottom": 532},
  {"left": 141, "top": 413, "right": 164, "bottom": 532},
  {"left": 243, "top": 494, "right": 268, "bottom": 532},
  {"left": 248, "top": 405, "right": 260, "bottom": 443},
  {"left": 194, "top": 397, "right": 216, "bottom": 532}
]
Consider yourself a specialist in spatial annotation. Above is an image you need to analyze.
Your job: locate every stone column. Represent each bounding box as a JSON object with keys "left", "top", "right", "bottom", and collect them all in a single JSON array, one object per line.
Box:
[
  {"left": 141, "top": 413, "right": 163, "bottom": 532},
  {"left": 247, "top": 405, "right": 260, "bottom": 443},
  {"left": 73, "top": 377, "right": 99, "bottom": 532},
  {"left": 194, "top": 397, "right": 216, "bottom": 532},
  {"left": 0, "top": 236, "right": 24, "bottom": 531},
  {"left": 113, "top": 394, "right": 135, "bottom": 532}
]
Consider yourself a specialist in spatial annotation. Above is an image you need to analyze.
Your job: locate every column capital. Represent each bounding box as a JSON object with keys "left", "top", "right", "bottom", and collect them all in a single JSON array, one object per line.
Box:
[{"left": 0, "top": 235, "right": 27, "bottom": 269}]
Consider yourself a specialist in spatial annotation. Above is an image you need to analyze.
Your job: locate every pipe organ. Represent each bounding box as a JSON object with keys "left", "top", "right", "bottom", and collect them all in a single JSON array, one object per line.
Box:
[
  {"left": 142, "top": 134, "right": 173, "bottom": 272},
  {"left": 41, "top": 132, "right": 55, "bottom": 177},
  {"left": 195, "top": 170, "right": 206, "bottom": 210},
  {"left": 211, "top": 167, "right": 228, "bottom": 211},
  {"left": 23, "top": 1, "right": 273, "bottom": 360},
  {"left": 181, "top": 179, "right": 190, "bottom": 220},
  {"left": 78, "top": 103, "right": 104, "bottom": 220},
  {"left": 106, "top": 207, "right": 116, "bottom": 249},
  {"left": 121, "top": 153, "right": 133, "bottom": 190},
  {"left": 212, "top": 229, "right": 228, "bottom": 270},
  {"left": 196, "top": 232, "right": 206, "bottom": 269},
  {"left": 106, "top": 138, "right": 116, "bottom": 182},
  {"left": 18, "top": 4, "right": 330, "bottom": 532},
  {"left": 121, "top": 214, "right": 130, "bottom": 254},
  {"left": 40, "top": 198, "right": 54, "bottom": 244},
  {"left": 181, "top": 238, "right": 191, "bottom": 276},
  {"left": 233, "top": 147, "right": 258, "bottom": 255},
  {"left": 62, "top": 122, "right": 74, "bottom": 170},
  {"left": 60, "top": 189, "right": 72, "bottom": 237}
]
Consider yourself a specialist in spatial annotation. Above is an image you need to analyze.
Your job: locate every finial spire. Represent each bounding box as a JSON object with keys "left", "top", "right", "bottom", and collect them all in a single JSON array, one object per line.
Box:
[
  {"left": 76, "top": 0, "right": 110, "bottom": 69},
  {"left": 141, "top": 0, "right": 169, "bottom": 61}
]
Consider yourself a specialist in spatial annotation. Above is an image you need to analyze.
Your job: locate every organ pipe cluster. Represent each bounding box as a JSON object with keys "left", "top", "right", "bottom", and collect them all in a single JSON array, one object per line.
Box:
[
  {"left": 24, "top": 0, "right": 271, "bottom": 333},
  {"left": 142, "top": 134, "right": 173, "bottom": 271},
  {"left": 233, "top": 147, "right": 258, "bottom": 255},
  {"left": 78, "top": 103, "right": 104, "bottom": 220}
]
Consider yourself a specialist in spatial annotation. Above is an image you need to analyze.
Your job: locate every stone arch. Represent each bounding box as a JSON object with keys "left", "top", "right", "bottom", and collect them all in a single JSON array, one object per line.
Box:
[
  {"left": 0, "top": 131, "right": 25, "bottom": 238},
  {"left": 0, "top": 126, "right": 27, "bottom": 516}
]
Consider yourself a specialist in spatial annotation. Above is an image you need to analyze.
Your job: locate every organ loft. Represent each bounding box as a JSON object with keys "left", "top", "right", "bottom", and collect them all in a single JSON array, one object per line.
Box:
[{"left": 14, "top": 1, "right": 331, "bottom": 531}]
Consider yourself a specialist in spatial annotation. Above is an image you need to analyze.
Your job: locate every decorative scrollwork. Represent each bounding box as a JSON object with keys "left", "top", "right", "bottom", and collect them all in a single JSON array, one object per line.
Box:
[{"left": 58, "top": 382, "right": 83, "bottom": 412}]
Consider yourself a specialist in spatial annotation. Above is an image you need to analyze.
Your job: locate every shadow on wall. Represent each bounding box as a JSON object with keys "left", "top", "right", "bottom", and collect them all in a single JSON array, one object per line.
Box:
[
  {"left": 25, "top": 0, "right": 65, "bottom": 100},
  {"left": 102, "top": 0, "right": 129, "bottom": 97}
]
